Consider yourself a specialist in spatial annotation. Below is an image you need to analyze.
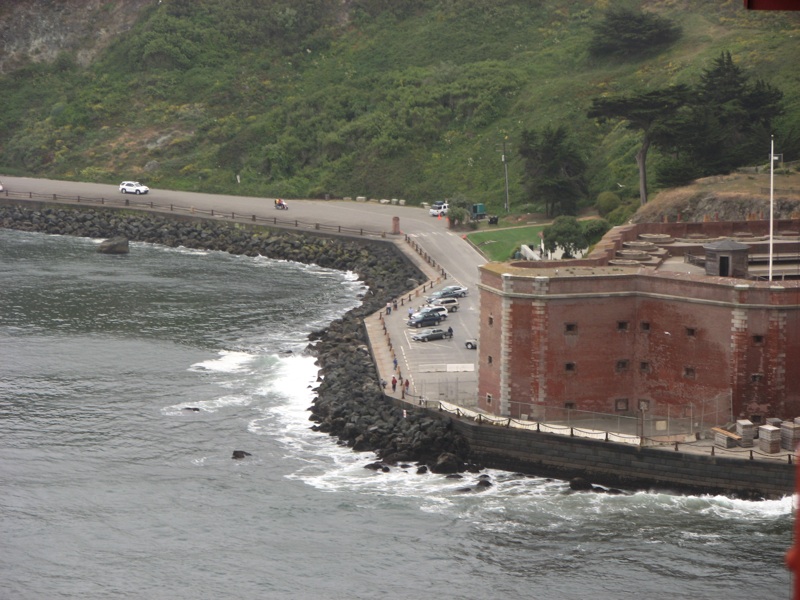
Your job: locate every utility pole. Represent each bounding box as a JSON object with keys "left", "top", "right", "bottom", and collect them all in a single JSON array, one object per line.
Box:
[
  {"left": 769, "top": 135, "right": 778, "bottom": 282},
  {"left": 502, "top": 136, "right": 510, "bottom": 213}
]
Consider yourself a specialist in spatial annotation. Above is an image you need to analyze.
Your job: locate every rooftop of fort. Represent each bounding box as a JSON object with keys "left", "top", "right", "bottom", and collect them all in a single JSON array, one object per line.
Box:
[{"left": 480, "top": 219, "right": 800, "bottom": 293}]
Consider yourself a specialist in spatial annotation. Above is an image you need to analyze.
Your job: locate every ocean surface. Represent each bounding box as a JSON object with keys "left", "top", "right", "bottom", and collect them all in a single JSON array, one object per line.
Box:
[{"left": 0, "top": 228, "right": 794, "bottom": 600}]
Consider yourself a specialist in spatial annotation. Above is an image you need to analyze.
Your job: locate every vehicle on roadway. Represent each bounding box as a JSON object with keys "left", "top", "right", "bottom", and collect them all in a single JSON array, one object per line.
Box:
[
  {"left": 465, "top": 339, "right": 478, "bottom": 349},
  {"left": 119, "top": 181, "right": 149, "bottom": 194},
  {"left": 429, "top": 202, "right": 449, "bottom": 217},
  {"left": 411, "top": 328, "right": 453, "bottom": 342}
]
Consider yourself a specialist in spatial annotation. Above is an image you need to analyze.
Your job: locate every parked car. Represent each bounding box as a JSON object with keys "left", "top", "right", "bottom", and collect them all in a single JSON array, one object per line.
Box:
[
  {"left": 465, "top": 339, "right": 478, "bottom": 350},
  {"left": 428, "top": 297, "right": 459, "bottom": 312},
  {"left": 441, "top": 285, "right": 468, "bottom": 297},
  {"left": 413, "top": 305, "right": 448, "bottom": 320},
  {"left": 0, "top": 180, "right": 4, "bottom": 193},
  {"left": 119, "top": 181, "right": 149, "bottom": 194},
  {"left": 426, "top": 285, "right": 468, "bottom": 303},
  {"left": 407, "top": 312, "right": 443, "bottom": 328},
  {"left": 412, "top": 328, "right": 453, "bottom": 342},
  {"left": 430, "top": 203, "right": 449, "bottom": 217}
]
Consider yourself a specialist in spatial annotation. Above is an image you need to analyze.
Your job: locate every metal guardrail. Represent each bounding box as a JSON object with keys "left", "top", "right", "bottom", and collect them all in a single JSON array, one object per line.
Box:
[
  {"left": 0, "top": 189, "right": 390, "bottom": 239},
  {"left": 427, "top": 401, "right": 796, "bottom": 464}
]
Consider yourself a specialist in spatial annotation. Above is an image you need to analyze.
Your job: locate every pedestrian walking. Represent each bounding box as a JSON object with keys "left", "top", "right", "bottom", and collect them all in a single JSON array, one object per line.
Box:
[
  {"left": 393, "top": 357, "right": 398, "bottom": 371},
  {"left": 404, "top": 379, "right": 410, "bottom": 394},
  {"left": 408, "top": 307, "right": 414, "bottom": 318},
  {"left": 386, "top": 302, "right": 392, "bottom": 315},
  {"left": 393, "top": 298, "right": 398, "bottom": 311},
  {"left": 447, "top": 326, "right": 453, "bottom": 338},
  {"left": 391, "top": 376, "right": 397, "bottom": 392}
]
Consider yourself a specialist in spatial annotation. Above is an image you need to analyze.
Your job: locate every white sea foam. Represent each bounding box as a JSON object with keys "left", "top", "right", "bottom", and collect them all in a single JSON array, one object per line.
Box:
[
  {"left": 189, "top": 350, "right": 255, "bottom": 373},
  {"left": 173, "top": 246, "right": 210, "bottom": 256},
  {"left": 247, "top": 352, "right": 320, "bottom": 435},
  {"left": 162, "top": 394, "right": 253, "bottom": 415}
]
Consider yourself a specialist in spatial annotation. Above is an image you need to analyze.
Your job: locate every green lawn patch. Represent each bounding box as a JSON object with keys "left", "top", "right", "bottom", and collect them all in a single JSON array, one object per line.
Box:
[{"left": 466, "top": 225, "right": 545, "bottom": 262}]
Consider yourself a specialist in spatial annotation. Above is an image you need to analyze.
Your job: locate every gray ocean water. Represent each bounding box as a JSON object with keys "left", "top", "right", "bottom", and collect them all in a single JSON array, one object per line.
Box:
[{"left": 0, "top": 228, "right": 794, "bottom": 600}]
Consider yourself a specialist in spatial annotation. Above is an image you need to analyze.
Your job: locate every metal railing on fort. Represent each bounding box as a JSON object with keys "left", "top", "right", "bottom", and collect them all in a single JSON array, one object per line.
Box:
[
  {"left": 1, "top": 190, "right": 389, "bottom": 239},
  {"left": 430, "top": 400, "right": 796, "bottom": 462}
]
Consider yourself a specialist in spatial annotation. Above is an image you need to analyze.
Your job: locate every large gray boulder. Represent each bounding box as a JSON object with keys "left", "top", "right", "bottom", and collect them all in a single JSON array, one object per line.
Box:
[
  {"left": 429, "top": 452, "right": 464, "bottom": 474},
  {"left": 97, "top": 236, "right": 129, "bottom": 254}
]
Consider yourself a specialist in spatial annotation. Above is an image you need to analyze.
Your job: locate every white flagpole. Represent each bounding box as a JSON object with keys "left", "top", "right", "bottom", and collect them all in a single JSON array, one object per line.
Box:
[{"left": 769, "top": 135, "right": 774, "bottom": 282}]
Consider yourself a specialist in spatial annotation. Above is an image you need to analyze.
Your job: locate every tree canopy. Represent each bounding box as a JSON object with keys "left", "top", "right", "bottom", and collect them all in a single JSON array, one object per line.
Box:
[
  {"left": 588, "top": 85, "right": 691, "bottom": 205},
  {"left": 588, "top": 6, "right": 681, "bottom": 59},
  {"left": 518, "top": 125, "right": 587, "bottom": 217},
  {"left": 542, "top": 216, "right": 587, "bottom": 259},
  {"left": 653, "top": 52, "right": 785, "bottom": 186}
]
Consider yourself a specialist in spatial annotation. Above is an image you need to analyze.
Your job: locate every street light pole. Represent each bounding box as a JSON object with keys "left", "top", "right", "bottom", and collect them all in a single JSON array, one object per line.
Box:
[
  {"left": 769, "top": 135, "right": 775, "bottom": 282},
  {"left": 502, "top": 137, "right": 510, "bottom": 213}
]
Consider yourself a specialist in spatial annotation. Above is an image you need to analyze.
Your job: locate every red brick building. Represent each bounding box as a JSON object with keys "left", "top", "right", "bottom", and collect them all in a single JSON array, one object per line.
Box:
[{"left": 476, "top": 220, "right": 800, "bottom": 427}]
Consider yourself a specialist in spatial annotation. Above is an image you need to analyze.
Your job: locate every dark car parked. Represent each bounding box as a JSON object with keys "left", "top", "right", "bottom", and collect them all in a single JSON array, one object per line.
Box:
[
  {"left": 426, "top": 285, "right": 468, "bottom": 303},
  {"left": 407, "top": 313, "right": 442, "bottom": 328},
  {"left": 412, "top": 328, "right": 453, "bottom": 342}
]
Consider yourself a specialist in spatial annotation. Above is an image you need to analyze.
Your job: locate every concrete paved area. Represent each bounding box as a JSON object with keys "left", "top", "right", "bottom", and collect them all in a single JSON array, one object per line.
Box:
[
  {"left": 1, "top": 176, "right": 487, "bottom": 407},
  {"left": 3, "top": 176, "right": 797, "bottom": 464}
]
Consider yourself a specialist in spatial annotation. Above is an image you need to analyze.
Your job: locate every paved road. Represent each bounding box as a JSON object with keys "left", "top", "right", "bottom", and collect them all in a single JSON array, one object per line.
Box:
[{"left": 1, "top": 176, "right": 488, "bottom": 406}]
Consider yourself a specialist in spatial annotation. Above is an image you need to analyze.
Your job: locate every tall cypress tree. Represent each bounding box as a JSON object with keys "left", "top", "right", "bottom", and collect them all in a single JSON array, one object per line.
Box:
[
  {"left": 654, "top": 52, "right": 785, "bottom": 185},
  {"left": 518, "top": 125, "right": 587, "bottom": 217},
  {"left": 588, "top": 85, "right": 690, "bottom": 205}
]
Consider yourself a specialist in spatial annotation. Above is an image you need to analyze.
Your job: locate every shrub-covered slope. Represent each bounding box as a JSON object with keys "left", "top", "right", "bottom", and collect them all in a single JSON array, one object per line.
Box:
[{"left": 0, "top": 0, "right": 798, "bottom": 214}]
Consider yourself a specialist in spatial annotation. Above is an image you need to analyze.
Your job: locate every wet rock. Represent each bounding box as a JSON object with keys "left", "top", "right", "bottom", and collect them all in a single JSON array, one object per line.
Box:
[
  {"left": 569, "top": 477, "right": 593, "bottom": 491},
  {"left": 97, "top": 236, "right": 129, "bottom": 254},
  {"left": 430, "top": 452, "right": 464, "bottom": 474}
]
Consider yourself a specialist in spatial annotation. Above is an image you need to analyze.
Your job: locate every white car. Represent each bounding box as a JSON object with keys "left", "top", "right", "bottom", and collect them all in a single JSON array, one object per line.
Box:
[
  {"left": 119, "top": 181, "right": 149, "bottom": 194},
  {"left": 430, "top": 203, "right": 449, "bottom": 217}
]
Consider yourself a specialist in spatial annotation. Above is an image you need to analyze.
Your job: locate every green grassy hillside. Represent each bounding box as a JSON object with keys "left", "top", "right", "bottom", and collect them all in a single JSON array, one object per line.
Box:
[{"left": 0, "top": 0, "right": 798, "bottom": 216}]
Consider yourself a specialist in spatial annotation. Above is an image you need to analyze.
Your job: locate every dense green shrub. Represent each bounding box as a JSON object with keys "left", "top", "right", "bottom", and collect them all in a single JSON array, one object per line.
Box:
[
  {"left": 589, "top": 7, "right": 681, "bottom": 59},
  {"left": 0, "top": 0, "right": 796, "bottom": 208},
  {"left": 542, "top": 216, "right": 587, "bottom": 258},
  {"left": 581, "top": 218, "right": 611, "bottom": 245},
  {"left": 595, "top": 191, "right": 621, "bottom": 217},
  {"left": 606, "top": 202, "right": 638, "bottom": 226}
]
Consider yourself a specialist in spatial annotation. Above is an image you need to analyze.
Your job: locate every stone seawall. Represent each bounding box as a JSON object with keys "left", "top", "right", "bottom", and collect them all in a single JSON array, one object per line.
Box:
[
  {"left": 445, "top": 416, "right": 794, "bottom": 499},
  {"left": 0, "top": 200, "right": 477, "bottom": 474},
  {"left": 2, "top": 200, "right": 795, "bottom": 498}
]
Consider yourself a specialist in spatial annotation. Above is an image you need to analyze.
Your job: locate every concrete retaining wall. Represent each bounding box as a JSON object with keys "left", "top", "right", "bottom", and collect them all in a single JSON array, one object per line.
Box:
[{"left": 447, "top": 415, "right": 794, "bottom": 498}]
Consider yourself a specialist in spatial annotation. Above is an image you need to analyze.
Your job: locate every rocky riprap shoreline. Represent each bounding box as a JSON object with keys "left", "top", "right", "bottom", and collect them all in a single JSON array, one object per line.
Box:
[{"left": 0, "top": 203, "right": 478, "bottom": 476}]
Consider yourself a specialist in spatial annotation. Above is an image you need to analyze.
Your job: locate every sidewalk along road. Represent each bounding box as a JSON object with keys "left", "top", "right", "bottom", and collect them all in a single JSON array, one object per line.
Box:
[
  {"left": 2, "top": 176, "right": 488, "bottom": 406},
  {"left": 1, "top": 177, "right": 485, "bottom": 288}
]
